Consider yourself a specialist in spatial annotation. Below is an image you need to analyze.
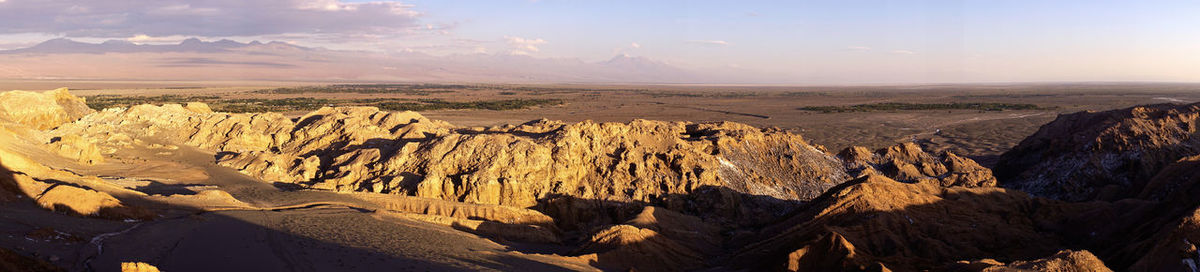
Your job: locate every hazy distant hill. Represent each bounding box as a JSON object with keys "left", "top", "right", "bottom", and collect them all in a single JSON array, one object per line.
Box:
[{"left": 0, "top": 38, "right": 735, "bottom": 83}]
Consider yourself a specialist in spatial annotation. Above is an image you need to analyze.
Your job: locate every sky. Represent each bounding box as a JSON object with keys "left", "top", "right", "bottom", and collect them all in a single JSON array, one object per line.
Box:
[{"left": 0, "top": 0, "right": 1198, "bottom": 84}]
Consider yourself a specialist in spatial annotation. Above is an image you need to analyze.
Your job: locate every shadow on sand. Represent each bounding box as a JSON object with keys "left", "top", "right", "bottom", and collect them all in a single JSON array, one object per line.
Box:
[{"left": 0, "top": 161, "right": 585, "bottom": 272}]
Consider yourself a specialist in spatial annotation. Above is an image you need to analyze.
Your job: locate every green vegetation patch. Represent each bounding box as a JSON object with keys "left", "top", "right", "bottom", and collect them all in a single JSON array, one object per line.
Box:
[
  {"left": 85, "top": 95, "right": 221, "bottom": 110},
  {"left": 798, "top": 102, "right": 1051, "bottom": 113},
  {"left": 217, "top": 98, "right": 335, "bottom": 112},
  {"left": 255, "top": 84, "right": 470, "bottom": 95},
  {"left": 642, "top": 91, "right": 761, "bottom": 98},
  {"left": 778, "top": 91, "right": 831, "bottom": 97},
  {"left": 375, "top": 98, "right": 564, "bottom": 111}
]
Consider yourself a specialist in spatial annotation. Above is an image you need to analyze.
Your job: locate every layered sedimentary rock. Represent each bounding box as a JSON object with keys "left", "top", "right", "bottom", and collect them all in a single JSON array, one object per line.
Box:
[
  {"left": 995, "top": 103, "right": 1200, "bottom": 201},
  {"left": 730, "top": 174, "right": 1087, "bottom": 271},
  {"left": 52, "top": 103, "right": 294, "bottom": 154},
  {"left": 839, "top": 142, "right": 996, "bottom": 188},
  {"left": 0, "top": 88, "right": 93, "bottom": 130},
  {"left": 218, "top": 110, "right": 849, "bottom": 210},
  {"left": 215, "top": 107, "right": 454, "bottom": 187},
  {"left": 0, "top": 90, "right": 149, "bottom": 220},
  {"left": 46, "top": 134, "right": 104, "bottom": 165},
  {"left": 37, "top": 97, "right": 855, "bottom": 232}
]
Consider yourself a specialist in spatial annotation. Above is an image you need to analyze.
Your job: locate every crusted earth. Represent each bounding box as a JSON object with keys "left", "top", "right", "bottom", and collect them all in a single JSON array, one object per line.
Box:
[{"left": 5, "top": 89, "right": 1200, "bottom": 271}]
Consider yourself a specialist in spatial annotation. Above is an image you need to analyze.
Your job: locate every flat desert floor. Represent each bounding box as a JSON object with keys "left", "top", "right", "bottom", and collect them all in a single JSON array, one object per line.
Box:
[{"left": 17, "top": 80, "right": 1199, "bottom": 166}]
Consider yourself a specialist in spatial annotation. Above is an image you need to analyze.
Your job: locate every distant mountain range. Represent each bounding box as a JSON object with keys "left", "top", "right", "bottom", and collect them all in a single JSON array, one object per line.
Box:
[
  {"left": 1, "top": 38, "right": 311, "bottom": 55},
  {"left": 0, "top": 38, "right": 745, "bottom": 83}
]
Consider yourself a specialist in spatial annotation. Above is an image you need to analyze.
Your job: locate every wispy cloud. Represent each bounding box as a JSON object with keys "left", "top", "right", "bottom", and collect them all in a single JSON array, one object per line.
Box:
[
  {"left": 0, "top": 0, "right": 422, "bottom": 38},
  {"left": 890, "top": 50, "right": 917, "bottom": 55},
  {"left": 688, "top": 40, "right": 729, "bottom": 46},
  {"left": 504, "top": 36, "right": 546, "bottom": 55},
  {"left": 127, "top": 34, "right": 193, "bottom": 44},
  {"left": 612, "top": 42, "right": 642, "bottom": 55}
]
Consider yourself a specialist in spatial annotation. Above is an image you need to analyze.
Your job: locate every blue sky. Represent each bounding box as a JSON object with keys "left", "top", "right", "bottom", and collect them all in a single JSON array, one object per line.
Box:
[
  {"left": 1, "top": 0, "right": 1198, "bottom": 83},
  {"left": 384, "top": 0, "right": 1200, "bottom": 82}
]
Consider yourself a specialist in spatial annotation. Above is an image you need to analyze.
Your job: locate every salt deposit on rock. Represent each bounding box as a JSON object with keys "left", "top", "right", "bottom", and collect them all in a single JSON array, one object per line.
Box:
[{"left": 995, "top": 103, "right": 1200, "bottom": 201}]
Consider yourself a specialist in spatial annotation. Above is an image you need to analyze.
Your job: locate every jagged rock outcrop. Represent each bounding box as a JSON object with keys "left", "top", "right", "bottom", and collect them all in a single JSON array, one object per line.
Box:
[
  {"left": 730, "top": 174, "right": 1084, "bottom": 271},
  {"left": 984, "top": 104, "right": 1200, "bottom": 270},
  {"left": 53, "top": 103, "right": 294, "bottom": 153},
  {"left": 6, "top": 89, "right": 850, "bottom": 227},
  {"left": 216, "top": 110, "right": 848, "bottom": 210},
  {"left": 951, "top": 250, "right": 1112, "bottom": 272},
  {"left": 0, "top": 88, "right": 93, "bottom": 130},
  {"left": 214, "top": 106, "right": 454, "bottom": 185},
  {"left": 46, "top": 134, "right": 103, "bottom": 165},
  {"left": 0, "top": 89, "right": 151, "bottom": 220},
  {"left": 839, "top": 142, "right": 996, "bottom": 188},
  {"left": 120, "top": 262, "right": 161, "bottom": 272},
  {"left": 995, "top": 103, "right": 1200, "bottom": 201},
  {"left": 208, "top": 109, "right": 852, "bottom": 231},
  {"left": 39, "top": 93, "right": 850, "bottom": 232}
]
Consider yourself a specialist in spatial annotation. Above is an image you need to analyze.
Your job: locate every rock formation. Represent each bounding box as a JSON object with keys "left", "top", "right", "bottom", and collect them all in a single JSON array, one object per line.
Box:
[
  {"left": 840, "top": 142, "right": 996, "bottom": 187},
  {"left": 16, "top": 88, "right": 1200, "bottom": 271},
  {"left": 216, "top": 112, "right": 849, "bottom": 209},
  {"left": 53, "top": 102, "right": 851, "bottom": 230},
  {"left": 995, "top": 103, "right": 1200, "bottom": 201},
  {"left": 729, "top": 174, "right": 1081, "bottom": 271},
  {"left": 52, "top": 103, "right": 293, "bottom": 153},
  {"left": 0, "top": 90, "right": 152, "bottom": 220},
  {"left": 121, "top": 262, "right": 161, "bottom": 272},
  {"left": 46, "top": 134, "right": 104, "bottom": 165},
  {"left": 0, "top": 88, "right": 93, "bottom": 130}
]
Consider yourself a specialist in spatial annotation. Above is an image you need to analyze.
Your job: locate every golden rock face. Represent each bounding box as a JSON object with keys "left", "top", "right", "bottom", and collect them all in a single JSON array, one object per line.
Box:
[
  {"left": 57, "top": 100, "right": 851, "bottom": 209},
  {"left": 0, "top": 88, "right": 93, "bottom": 130},
  {"left": 225, "top": 114, "right": 853, "bottom": 209},
  {"left": 120, "top": 262, "right": 161, "bottom": 272}
]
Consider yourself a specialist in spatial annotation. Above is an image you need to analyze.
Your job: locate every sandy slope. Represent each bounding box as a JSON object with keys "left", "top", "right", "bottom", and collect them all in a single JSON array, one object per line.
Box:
[{"left": 0, "top": 89, "right": 595, "bottom": 271}]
